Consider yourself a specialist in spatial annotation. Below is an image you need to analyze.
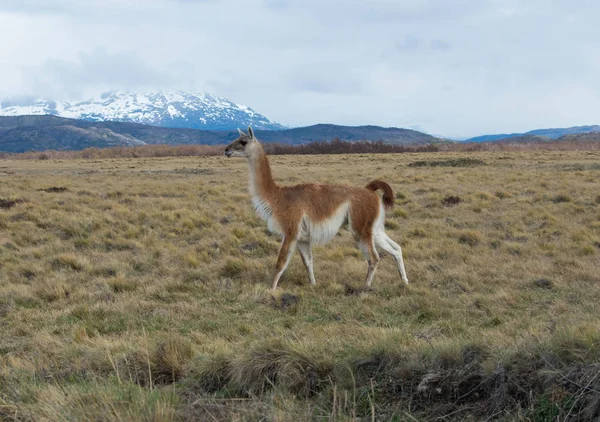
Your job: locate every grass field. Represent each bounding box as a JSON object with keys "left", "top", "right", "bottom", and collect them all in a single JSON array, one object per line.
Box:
[{"left": 1, "top": 150, "right": 599, "bottom": 421}]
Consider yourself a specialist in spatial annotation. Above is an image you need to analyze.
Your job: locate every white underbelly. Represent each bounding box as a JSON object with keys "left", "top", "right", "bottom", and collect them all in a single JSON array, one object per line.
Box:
[
  {"left": 299, "top": 202, "right": 349, "bottom": 244},
  {"left": 252, "top": 197, "right": 350, "bottom": 242}
]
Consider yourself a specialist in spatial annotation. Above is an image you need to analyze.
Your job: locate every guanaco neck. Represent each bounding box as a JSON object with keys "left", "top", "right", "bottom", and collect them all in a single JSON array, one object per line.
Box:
[{"left": 247, "top": 144, "right": 278, "bottom": 200}]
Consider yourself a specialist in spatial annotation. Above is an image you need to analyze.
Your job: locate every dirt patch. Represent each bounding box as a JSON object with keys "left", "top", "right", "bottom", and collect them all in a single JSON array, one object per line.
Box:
[
  {"left": 272, "top": 293, "right": 301, "bottom": 311},
  {"left": 409, "top": 158, "right": 487, "bottom": 168},
  {"left": 0, "top": 198, "right": 25, "bottom": 209},
  {"left": 551, "top": 194, "right": 572, "bottom": 203},
  {"left": 534, "top": 278, "right": 554, "bottom": 289},
  {"left": 344, "top": 283, "right": 370, "bottom": 296},
  {"left": 37, "top": 186, "right": 69, "bottom": 193},
  {"left": 442, "top": 195, "right": 462, "bottom": 206}
]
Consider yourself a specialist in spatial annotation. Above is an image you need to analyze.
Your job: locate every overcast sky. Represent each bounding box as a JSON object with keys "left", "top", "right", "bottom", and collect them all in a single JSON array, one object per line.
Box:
[{"left": 0, "top": 0, "right": 599, "bottom": 138}]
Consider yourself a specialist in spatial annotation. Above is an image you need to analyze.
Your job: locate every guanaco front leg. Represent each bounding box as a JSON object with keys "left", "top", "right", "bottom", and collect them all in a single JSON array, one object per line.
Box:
[{"left": 271, "top": 237, "right": 297, "bottom": 290}]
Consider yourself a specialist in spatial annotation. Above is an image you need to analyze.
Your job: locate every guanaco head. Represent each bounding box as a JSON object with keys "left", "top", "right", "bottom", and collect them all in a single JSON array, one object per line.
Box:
[{"left": 224, "top": 126, "right": 258, "bottom": 158}]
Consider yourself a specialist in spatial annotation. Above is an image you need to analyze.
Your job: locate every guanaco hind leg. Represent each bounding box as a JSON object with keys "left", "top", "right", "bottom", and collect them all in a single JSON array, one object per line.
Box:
[
  {"left": 357, "top": 236, "right": 380, "bottom": 287},
  {"left": 297, "top": 241, "right": 316, "bottom": 285},
  {"left": 375, "top": 231, "right": 409, "bottom": 284}
]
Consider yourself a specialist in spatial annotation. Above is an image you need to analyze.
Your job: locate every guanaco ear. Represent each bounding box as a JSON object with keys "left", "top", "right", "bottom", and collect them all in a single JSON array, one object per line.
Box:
[
  {"left": 247, "top": 126, "right": 254, "bottom": 139},
  {"left": 237, "top": 128, "right": 245, "bottom": 137}
]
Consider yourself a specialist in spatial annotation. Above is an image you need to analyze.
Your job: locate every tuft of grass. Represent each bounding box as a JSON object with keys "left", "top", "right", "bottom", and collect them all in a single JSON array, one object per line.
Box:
[
  {"left": 578, "top": 245, "right": 595, "bottom": 256},
  {"left": 0, "top": 296, "right": 15, "bottom": 317},
  {"left": 228, "top": 340, "right": 334, "bottom": 397},
  {"left": 92, "top": 265, "right": 119, "bottom": 278},
  {"left": 50, "top": 254, "right": 89, "bottom": 272},
  {"left": 119, "top": 336, "right": 194, "bottom": 387},
  {"left": 220, "top": 258, "right": 248, "bottom": 279},
  {"left": 384, "top": 219, "right": 399, "bottom": 230},
  {"left": 35, "top": 280, "right": 70, "bottom": 301},
  {"left": 409, "top": 227, "right": 427, "bottom": 238},
  {"left": 107, "top": 276, "right": 137, "bottom": 293},
  {"left": 392, "top": 208, "right": 408, "bottom": 218},
  {"left": 458, "top": 230, "right": 482, "bottom": 246},
  {"left": 187, "top": 353, "right": 232, "bottom": 393},
  {"left": 151, "top": 337, "right": 194, "bottom": 384}
]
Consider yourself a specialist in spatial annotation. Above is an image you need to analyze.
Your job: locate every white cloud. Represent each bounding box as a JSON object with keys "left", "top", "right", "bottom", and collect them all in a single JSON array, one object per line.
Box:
[
  {"left": 20, "top": 50, "right": 175, "bottom": 99},
  {"left": 0, "top": 0, "right": 599, "bottom": 137}
]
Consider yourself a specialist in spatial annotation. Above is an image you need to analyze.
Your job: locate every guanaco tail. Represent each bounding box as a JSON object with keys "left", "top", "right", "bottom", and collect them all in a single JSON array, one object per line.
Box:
[{"left": 224, "top": 126, "right": 409, "bottom": 290}]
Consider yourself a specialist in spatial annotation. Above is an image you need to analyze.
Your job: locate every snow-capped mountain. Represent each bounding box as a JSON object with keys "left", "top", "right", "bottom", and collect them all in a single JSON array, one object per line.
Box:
[{"left": 0, "top": 91, "right": 285, "bottom": 130}]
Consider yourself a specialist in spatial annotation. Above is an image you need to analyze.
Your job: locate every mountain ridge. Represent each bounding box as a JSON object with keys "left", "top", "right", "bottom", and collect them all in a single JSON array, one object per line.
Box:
[
  {"left": 0, "top": 115, "right": 443, "bottom": 153},
  {"left": 0, "top": 91, "right": 285, "bottom": 131}
]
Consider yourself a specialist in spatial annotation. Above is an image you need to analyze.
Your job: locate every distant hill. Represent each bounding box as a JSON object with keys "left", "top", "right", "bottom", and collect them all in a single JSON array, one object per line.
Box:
[
  {"left": 251, "top": 124, "right": 442, "bottom": 145},
  {"left": 0, "top": 116, "right": 444, "bottom": 153},
  {"left": 488, "top": 134, "right": 547, "bottom": 144},
  {"left": 465, "top": 133, "right": 522, "bottom": 143},
  {"left": 465, "top": 125, "right": 600, "bottom": 143},
  {"left": 557, "top": 132, "right": 600, "bottom": 143},
  {"left": 526, "top": 125, "right": 600, "bottom": 138}
]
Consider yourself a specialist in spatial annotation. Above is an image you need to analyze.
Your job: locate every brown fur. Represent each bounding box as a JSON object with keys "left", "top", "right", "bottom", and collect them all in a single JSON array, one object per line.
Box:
[
  {"left": 365, "top": 180, "right": 394, "bottom": 210},
  {"left": 271, "top": 183, "right": 380, "bottom": 236}
]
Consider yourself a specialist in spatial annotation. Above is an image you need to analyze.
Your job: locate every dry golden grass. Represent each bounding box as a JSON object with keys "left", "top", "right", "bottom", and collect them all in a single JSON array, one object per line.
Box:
[{"left": 1, "top": 150, "right": 600, "bottom": 420}]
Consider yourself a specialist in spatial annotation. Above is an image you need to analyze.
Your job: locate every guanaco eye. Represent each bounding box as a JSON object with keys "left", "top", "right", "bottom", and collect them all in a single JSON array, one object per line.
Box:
[{"left": 240, "top": 140, "right": 248, "bottom": 146}]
